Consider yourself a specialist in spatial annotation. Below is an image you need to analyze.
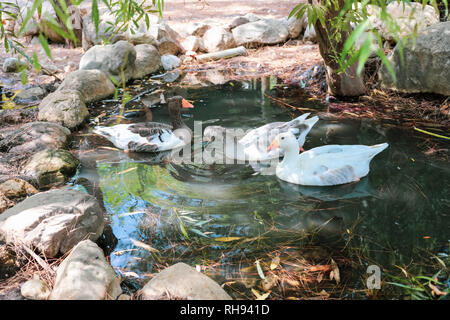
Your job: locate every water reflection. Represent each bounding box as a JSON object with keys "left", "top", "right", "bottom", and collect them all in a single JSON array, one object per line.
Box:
[{"left": 73, "top": 78, "right": 449, "bottom": 295}]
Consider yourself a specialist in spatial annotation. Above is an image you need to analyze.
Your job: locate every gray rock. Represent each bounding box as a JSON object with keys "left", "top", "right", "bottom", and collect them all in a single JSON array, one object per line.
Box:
[
  {"left": 139, "top": 262, "right": 232, "bottom": 300},
  {"left": 186, "top": 22, "right": 211, "bottom": 37},
  {"left": 0, "top": 189, "right": 104, "bottom": 257},
  {"left": 243, "top": 13, "right": 261, "bottom": 23},
  {"left": 22, "top": 149, "right": 80, "bottom": 189},
  {"left": 81, "top": 9, "right": 121, "bottom": 50},
  {"left": 0, "top": 194, "right": 14, "bottom": 215},
  {"left": 50, "top": 240, "right": 122, "bottom": 300},
  {"left": 366, "top": 2, "right": 440, "bottom": 42},
  {"left": 79, "top": 40, "right": 137, "bottom": 84},
  {"left": 303, "top": 23, "right": 317, "bottom": 42},
  {"left": 14, "top": 87, "right": 46, "bottom": 103},
  {"left": 0, "top": 122, "right": 71, "bottom": 156},
  {"left": 232, "top": 19, "right": 289, "bottom": 46},
  {"left": 161, "top": 54, "right": 181, "bottom": 71},
  {"left": 228, "top": 16, "right": 250, "bottom": 29},
  {"left": 203, "top": 26, "right": 235, "bottom": 53},
  {"left": 57, "top": 70, "right": 116, "bottom": 103},
  {"left": 282, "top": 15, "right": 306, "bottom": 39},
  {"left": 132, "top": 44, "right": 162, "bottom": 79},
  {"left": 181, "top": 36, "right": 205, "bottom": 52},
  {"left": 38, "top": 89, "right": 89, "bottom": 129},
  {"left": 3, "top": 58, "right": 28, "bottom": 73},
  {"left": 380, "top": 21, "right": 450, "bottom": 96},
  {"left": 21, "top": 276, "right": 51, "bottom": 300}
]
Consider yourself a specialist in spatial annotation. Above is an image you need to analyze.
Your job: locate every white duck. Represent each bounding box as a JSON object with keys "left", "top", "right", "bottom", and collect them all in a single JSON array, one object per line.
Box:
[
  {"left": 267, "top": 131, "right": 388, "bottom": 186},
  {"left": 203, "top": 113, "right": 319, "bottom": 161},
  {"left": 94, "top": 96, "right": 194, "bottom": 153}
]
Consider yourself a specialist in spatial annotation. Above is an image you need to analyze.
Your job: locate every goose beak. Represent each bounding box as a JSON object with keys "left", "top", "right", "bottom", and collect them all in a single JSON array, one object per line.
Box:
[
  {"left": 300, "top": 146, "right": 305, "bottom": 152},
  {"left": 181, "top": 99, "right": 194, "bottom": 109},
  {"left": 267, "top": 139, "right": 279, "bottom": 151}
]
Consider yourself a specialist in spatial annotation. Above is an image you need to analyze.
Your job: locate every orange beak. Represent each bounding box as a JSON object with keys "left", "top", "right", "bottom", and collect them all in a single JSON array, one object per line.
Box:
[
  {"left": 300, "top": 146, "right": 305, "bottom": 152},
  {"left": 267, "top": 139, "right": 279, "bottom": 151},
  {"left": 181, "top": 99, "right": 194, "bottom": 109}
]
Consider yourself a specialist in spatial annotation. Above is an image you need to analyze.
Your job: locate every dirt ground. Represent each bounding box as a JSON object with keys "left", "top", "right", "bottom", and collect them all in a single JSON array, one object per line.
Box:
[{"left": 0, "top": 0, "right": 448, "bottom": 131}]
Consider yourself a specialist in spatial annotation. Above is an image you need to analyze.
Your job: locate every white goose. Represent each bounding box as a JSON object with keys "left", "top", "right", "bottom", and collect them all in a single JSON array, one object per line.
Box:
[
  {"left": 204, "top": 113, "right": 319, "bottom": 161},
  {"left": 94, "top": 96, "right": 194, "bottom": 153},
  {"left": 267, "top": 131, "right": 388, "bottom": 186}
]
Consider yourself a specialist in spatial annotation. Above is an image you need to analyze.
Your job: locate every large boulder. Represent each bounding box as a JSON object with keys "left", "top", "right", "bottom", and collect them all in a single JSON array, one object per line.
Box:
[
  {"left": 139, "top": 262, "right": 232, "bottom": 300},
  {"left": 367, "top": 2, "right": 440, "bottom": 42},
  {"left": 79, "top": 40, "right": 137, "bottom": 84},
  {"left": 151, "top": 22, "right": 184, "bottom": 55},
  {"left": 281, "top": 15, "right": 306, "bottom": 39},
  {"left": 22, "top": 149, "right": 80, "bottom": 189},
  {"left": 0, "top": 122, "right": 71, "bottom": 156},
  {"left": 50, "top": 240, "right": 122, "bottom": 300},
  {"left": 203, "top": 26, "right": 235, "bottom": 53},
  {"left": 232, "top": 19, "right": 289, "bottom": 46},
  {"left": 57, "top": 70, "right": 116, "bottom": 103},
  {"left": 379, "top": 22, "right": 450, "bottom": 97},
  {"left": 38, "top": 90, "right": 89, "bottom": 129},
  {"left": 0, "top": 189, "right": 105, "bottom": 257},
  {"left": 181, "top": 36, "right": 205, "bottom": 53},
  {"left": 132, "top": 44, "right": 162, "bottom": 79}
]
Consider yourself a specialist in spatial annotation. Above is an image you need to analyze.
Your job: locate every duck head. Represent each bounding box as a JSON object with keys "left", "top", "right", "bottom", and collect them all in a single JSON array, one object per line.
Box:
[
  {"left": 295, "top": 115, "right": 318, "bottom": 151},
  {"left": 168, "top": 96, "right": 194, "bottom": 130},
  {"left": 267, "top": 131, "right": 299, "bottom": 153}
]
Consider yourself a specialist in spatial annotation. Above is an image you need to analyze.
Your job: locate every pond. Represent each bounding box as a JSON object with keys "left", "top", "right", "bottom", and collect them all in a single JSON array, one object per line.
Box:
[{"left": 72, "top": 77, "right": 449, "bottom": 299}]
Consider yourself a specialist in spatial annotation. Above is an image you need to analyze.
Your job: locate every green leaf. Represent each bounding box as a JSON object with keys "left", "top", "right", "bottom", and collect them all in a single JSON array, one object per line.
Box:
[
  {"left": 356, "top": 33, "right": 373, "bottom": 75},
  {"left": 92, "top": 0, "right": 100, "bottom": 36},
  {"left": 38, "top": 33, "right": 52, "bottom": 59}
]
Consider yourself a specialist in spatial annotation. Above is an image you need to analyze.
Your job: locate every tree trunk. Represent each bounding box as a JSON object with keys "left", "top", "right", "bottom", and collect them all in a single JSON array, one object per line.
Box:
[{"left": 313, "top": 0, "right": 366, "bottom": 97}]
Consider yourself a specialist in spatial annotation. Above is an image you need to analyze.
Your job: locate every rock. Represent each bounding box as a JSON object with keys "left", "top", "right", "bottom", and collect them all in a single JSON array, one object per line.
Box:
[
  {"left": 22, "top": 149, "right": 80, "bottom": 189},
  {"left": 0, "top": 193, "right": 14, "bottom": 214},
  {"left": 282, "top": 15, "right": 306, "bottom": 39},
  {"left": 39, "top": 62, "right": 59, "bottom": 75},
  {"left": 81, "top": 9, "right": 122, "bottom": 50},
  {"left": 232, "top": 19, "right": 289, "bottom": 46},
  {"left": 181, "top": 36, "right": 205, "bottom": 53},
  {"left": 228, "top": 16, "right": 250, "bottom": 29},
  {"left": 203, "top": 26, "right": 235, "bottom": 53},
  {"left": 132, "top": 44, "right": 162, "bottom": 79},
  {"left": 161, "top": 54, "right": 181, "bottom": 71},
  {"left": 0, "top": 178, "right": 38, "bottom": 199},
  {"left": 139, "top": 262, "right": 232, "bottom": 300},
  {"left": 186, "top": 22, "right": 211, "bottom": 37},
  {"left": 79, "top": 40, "right": 137, "bottom": 84},
  {"left": 366, "top": 3, "right": 439, "bottom": 42},
  {"left": 303, "top": 23, "right": 317, "bottom": 42},
  {"left": 379, "top": 21, "right": 450, "bottom": 96},
  {"left": 0, "top": 244, "right": 18, "bottom": 279},
  {"left": 14, "top": 87, "right": 46, "bottom": 103},
  {"left": 117, "top": 294, "right": 131, "bottom": 300},
  {"left": 0, "top": 189, "right": 104, "bottom": 257},
  {"left": 38, "top": 90, "right": 88, "bottom": 130},
  {"left": 3, "top": 57, "right": 28, "bottom": 73},
  {"left": 0, "top": 122, "right": 71, "bottom": 156},
  {"left": 50, "top": 240, "right": 122, "bottom": 300},
  {"left": 148, "top": 22, "right": 184, "bottom": 55},
  {"left": 243, "top": 13, "right": 261, "bottom": 23},
  {"left": 57, "top": 70, "right": 116, "bottom": 103},
  {"left": 21, "top": 276, "right": 51, "bottom": 300}
]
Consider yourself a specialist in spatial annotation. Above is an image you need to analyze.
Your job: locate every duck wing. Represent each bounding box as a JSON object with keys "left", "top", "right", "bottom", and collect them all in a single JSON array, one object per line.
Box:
[
  {"left": 94, "top": 122, "right": 184, "bottom": 152},
  {"left": 238, "top": 113, "right": 314, "bottom": 147}
]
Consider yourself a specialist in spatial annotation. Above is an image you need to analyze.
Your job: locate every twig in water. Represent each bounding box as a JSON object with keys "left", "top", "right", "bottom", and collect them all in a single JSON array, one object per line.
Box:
[{"left": 414, "top": 127, "right": 450, "bottom": 140}]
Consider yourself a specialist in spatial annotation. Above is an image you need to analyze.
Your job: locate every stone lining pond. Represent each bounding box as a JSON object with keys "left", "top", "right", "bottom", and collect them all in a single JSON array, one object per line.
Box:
[{"left": 70, "top": 78, "right": 449, "bottom": 298}]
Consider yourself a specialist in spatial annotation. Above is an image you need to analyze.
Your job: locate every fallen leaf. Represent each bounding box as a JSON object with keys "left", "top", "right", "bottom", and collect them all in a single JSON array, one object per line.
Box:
[
  {"left": 214, "top": 236, "right": 242, "bottom": 242},
  {"left": 270, "top": 256, "right": 280, "bottom": 270}
]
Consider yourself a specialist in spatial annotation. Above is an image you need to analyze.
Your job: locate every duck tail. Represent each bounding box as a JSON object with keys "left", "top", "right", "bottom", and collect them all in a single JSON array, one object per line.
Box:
[{"left": 369, "top": 142, "right": 389, "bottom": 158}]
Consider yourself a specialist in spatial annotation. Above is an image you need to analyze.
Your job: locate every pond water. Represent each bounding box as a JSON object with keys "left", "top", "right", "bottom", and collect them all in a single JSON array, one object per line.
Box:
[{"left": 72, "top": 78, "right": 449, "bottom": 299}]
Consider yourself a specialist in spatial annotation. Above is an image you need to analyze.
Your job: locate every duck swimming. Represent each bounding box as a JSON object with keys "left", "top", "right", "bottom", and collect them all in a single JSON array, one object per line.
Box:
[
  {"left": 94, "top": 96, "right": 194, "bottom": 153},
  {"left": 204, "top": 113, "right": 319, "bottom": 161},
  {"left": 267, "top": 131, "right": 388, "bottom": 186}
]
